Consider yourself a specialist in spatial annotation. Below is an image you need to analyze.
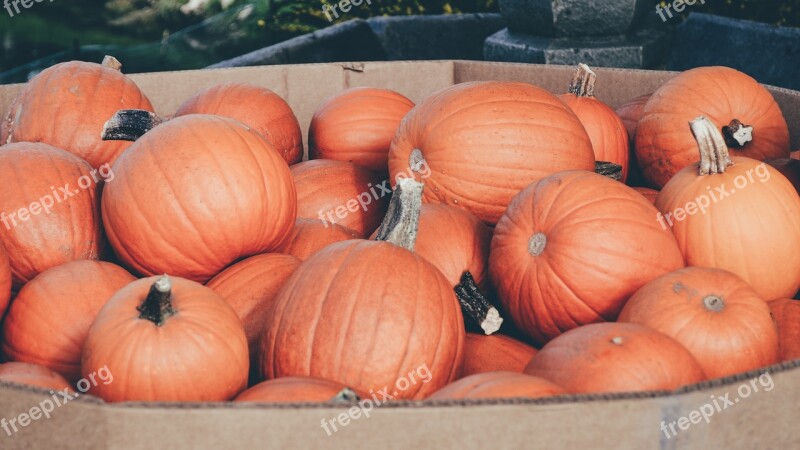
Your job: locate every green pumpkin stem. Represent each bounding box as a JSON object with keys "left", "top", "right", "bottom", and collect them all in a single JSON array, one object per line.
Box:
[
  {"left": 690, "top": 116, "right": 734, "bottom": 175},
  {"left": 102, "top": 110, "right": 164, "bottom": 142},
  {"left": 137, "top": 275, "right": 176, "bottom": 326},
  {"left": 595, "top": 161, "right": 623, "bottom": 181},
  {"left": 374, "top": 177, "right": 424, "bottom": 251},
  {"left": 455, "top": 272, "right": 503, "bottom": 335},
  {"left": 568, "top": 63, "right": 596, "bottom": 97}
]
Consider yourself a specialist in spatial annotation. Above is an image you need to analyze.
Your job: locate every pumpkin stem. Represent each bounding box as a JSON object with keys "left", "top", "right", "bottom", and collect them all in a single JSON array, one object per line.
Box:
[
  {"left": 137, "top": 275, "right": 176, "bottom": 326},
  {"left": 528, "top": 232, "right": 547, "bottom": 256},
  {"left": 102, "top": 110, "right": 164, "bottom": 142},
  {"left": 101, "top": 55, "right": 122, "bottom": 71},
  {"left": 374, "top": 178, "right": 424, "bottom": 251},
  {"left": 568, "top": 63, "right": 596, "bottom": 97},
  {"left": 454, "top": 271, "right": 503, "bottom": 335},
  {"left": 330, "top": 387, "right": 361, "bottom": 404},
  {"left": 595, "top": 161, "right": 623, "bottom": 181},
  {"left": 702, "top": 295, "right": 725, "bottom": 312},
  {"left": 690, "top": 116, "right": 734, "bottom": 175},
  {"left": 722, "top": 119, "right": 753, "bottom": 148},
  {"left": 610, "top": 336, "right": 624, "bottom": 345}
]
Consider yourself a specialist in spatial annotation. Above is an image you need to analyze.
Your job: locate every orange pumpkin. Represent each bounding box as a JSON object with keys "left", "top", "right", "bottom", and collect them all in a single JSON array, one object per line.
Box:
[
  {"left": 234, "top": 376, "right": 356, "bottom": 403},
  {"left": 0, "top": 142, "right": 103, "bottom": 288},
  {"left": 309, "top": 87, "right": 414, "bottom": 172},
  {"left": 618, "top": 267, "right": 778, "bottom": 379},
  {"left": 388, "top": 81, "right": 595, "bottom": 224},
  {"left": 524, "top": 323, "right": 706, "bottom": 393},
  {"left": 174, "top": 82, "right": 303, "bottom": 165},
  {"left": 559, "top": 64, "right": 630, "bottom": 181},
  {"left": 2, "top": 56, "right": 153, "bottom": 168},
  {"left": 102, "top": 114, "right": 296, "bottom": 283},
  {"left": 82, "top": 275, "right": 249, "bottom": 402},
  {"left": 655, "top": 116, "right": 800, "bottom": 300},
  {"left": 768, "top": 298, "right": 800, "bottom": 362},
  {"left": 633, "top": 187, "right": 659, "bottom": 203},
  {"left": 766, "top": 158, "right": 800, "bottom": 194},
  {"left": 276, "top": 218, "right": 360, "bottom": 261},
  {"left": 428, "top": 371, "right": 565, "bottom": 400},
  {"left": 490, "top": 170, "right": 684, "bottom": 344},
  {"left": 461, "top": 333, "right": 537, "bottom": 377},
  {"left": 637, "top": 66, "right": 789, "bottom": 188},
  {"left": 2, "top": 260, "right": 135, "bottom": 382},
  {"left": 0, "top": 362, "right": 74, "bottom": 392},
  {"left": 0, "top": 241, "right": 10, "bottom": 318},
  {"left": 616, "top": 93, "right": 650, "bottom": 142},
  {"left": 291, "top": 159, "right": 389, "bottom": 237}
]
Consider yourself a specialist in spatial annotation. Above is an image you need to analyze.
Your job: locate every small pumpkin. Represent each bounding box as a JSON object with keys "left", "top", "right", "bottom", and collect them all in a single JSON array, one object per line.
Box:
[
  {"left": 618, "top": 267, "right": 778, "bottom": 379},
  {"left": 388, "top": 80, "right": 595, "bottom": 225},
  {"left": 174, "top": 82, "right": 303, "bottom": 165},
  {"left": 0, "top": 142, "right": 103, "bottom": 289},
  {"left": 524, "top": 323, "right": 706, "bottom": 393},
  {"left": 655, "top": 116, "right": 800, "bottom": 300},
  {"left": 428, "top": 371, "right": 565, "bottom": 400},
  {"left": 633, "top": 187, "right": 659, "bottom": 203},
  {"left": 2, "top": 56, "right": 153, "bottom": 168},
  {"left": 309, "top": 87, "right": 415, "bottom": 172},
  {"left": 766, "top": 158, "right": 800, "bottom": 194},
  {"left": 82, "top": 275, "right": 249, "bottom": 402},
  {"left": 0, "top": 241, "right": 10, "bottom": 318},
  {"left": 768, "top": 298, "right": 800, "bottom": 362},
  {"left": 234, "top": 376, "right": 357, "bottom": 403},
  {"left": 636, "top": 66, "right": 790, "bottom": 188},
  {"left": 276, "top": 218, "right": 360, "bottom": 261},
  {"left": 0, "top": 362, "right": 73, "bottom": 392},
  {"left": 2, "top": 260, "right": 135, "bottom": 382},
  {"left": 490, "top": 170, "right": 684, "bottom": 344},
  {"left": 461, "top": 333, "right": 537, "bottom": 377}
]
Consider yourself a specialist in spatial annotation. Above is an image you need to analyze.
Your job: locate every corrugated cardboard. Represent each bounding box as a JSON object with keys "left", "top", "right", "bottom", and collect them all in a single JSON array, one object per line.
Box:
[{"left": 1, "top": 61, "right": 799, "bottom": 449}]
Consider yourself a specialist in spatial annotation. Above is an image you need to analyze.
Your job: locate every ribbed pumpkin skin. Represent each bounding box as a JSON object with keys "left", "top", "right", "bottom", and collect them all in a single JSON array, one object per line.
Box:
[
  {"left": 174, "top": 82, "right": 303, "bottom": 165},
  {"left": 769, "top": 298, "right": 800, "bottom": 362},
  {"left": 0, "top": 362, "right": 74, "bottom": 392},
  {"left": 260, "top": 240, "right": 465, "bottom": 399},
  {"left": 428, "top": 371, "right": 565, "bottom": 400},
  {"left": 616, "top": 93, "right": 650, "bottom": 142},
  {"left": 461, "top": 333, "right": 537, "bottom": 377},
  {"left": 619, "top": 267, "right": 778, "bottom": 379},
  {"left": 309, "top": 87, "right": 415, "bottom": 172},
  {"left": 388, "top": 81, "right": 595, "bottom": 225},
  {"left": 291, "top": 160, "right": 388, "bottom": 237},
  {"left": 632, "top": 187, "right": 659, "bottom": 203},
  {"left": 234, "top": 376, "right": 350, "bottom": 403},
  {"left": 82, "top": 276, "right": 249, "bottom": 402},
  {"left": 206, "top": 253, "right": 301, "bottom": 366},
  {"left": 2, "top": 60, "right": 153, "bottom": 168},
  {"left": 0, "top": 241, "right": 10, "bottom": 318},
  {"left": 0, "top": 143, "right": 103, "bottom": 288},
  {"left": 656, "top": 157, "right": 800, "bottom": 300},
  {"left": 2, "top": 260, "right": 135, "bottom": 382},
  {"left": 276, "top": 218, "right": 360, "bottom": 261},
  {"left": 490, "top": 171, "right": 684, "bottom": 344},
  {"left": 636, "top": 67, "right": 789, "bottom": 188},
  {"left": 524, "top": 323, "right": 706, "bottom": 393},
  {"left": 102, "top": 115, "right": 296, "bottom": 283}
]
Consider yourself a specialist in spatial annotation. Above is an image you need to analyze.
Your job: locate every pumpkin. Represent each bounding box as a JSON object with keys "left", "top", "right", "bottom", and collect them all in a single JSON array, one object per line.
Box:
[
  {"left": 309, "top": 87, "right": 415, "bottom": 172},
  {"left": 636, "top": 66, "right": 789, "bottom": 188},
  {"left": 82, "top": 275, "right": 249, "bottom": 402},
  {"left": 0, "top": 362, "right": 73, "bottom": 392},
  {"left": 234, "top": 376, "right": 357, "bottom": 403},
  {"left": 633, "top": 187, "right": 659, "bottom": 203},
  {"left": 428, "top": 371, "right": 565, "bottom": 400},
  {"left": 2, "top": 56, "right": 153, "bottom": 168},
  {"left": 559, "top": 64, "right": 630, "bottom": 181},
  {"left": 2, "top": 260, "right": 135, "bottom": 382},
  {"left": 291, "top": 159, "right": 389, "bottom": 237},
  {"left": 206, "top": 253, "right": 301, "bottom": 377},
  {"left": 388, "top": 80, "right": 595, "bottom": 225},
  {"left": 0, "top": 241, "right": 10, "bottom": 318},
  {"left": 656, "top": 116, "right": 800, "bottom": 300},
  {"left": 618, "top": 267, "right": 778, "bottom": 379},
  {"left": 766, "top": 158, "right": 800, "bottom": 194},
  {"left": 174, "top": 82, "right": 303, "bottom": 165},
  {"left": 461, "top": 333, "right": 537, "bottom": 377},
  {"left": 101, "top": 114, "right": 297, "bottom": 283},
  {"left": 490, "top": 170, "right": 684, "bottom": 344},
  {"left": 524, "top": 323, "right": 706, "bottom": 393},
  {"left": 616, "top": 93, "right": 650, "bottom": 142},
  {"left": 0, "top": 142, "right": 103, "bottom": 288},
  {"left": 260, "top": 179, "right": 465, "bottom": 399},
  {"left": 276, "top": 218, "right": 360, "bottom": 261},
  {"left": 768, "top": 298, "right": 800, "bottom": 362}
]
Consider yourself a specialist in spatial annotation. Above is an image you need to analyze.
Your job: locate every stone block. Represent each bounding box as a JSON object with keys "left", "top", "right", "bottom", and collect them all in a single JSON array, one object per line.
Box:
[{"left": 499, "top": 0, "right": 640, "bottom": 37}]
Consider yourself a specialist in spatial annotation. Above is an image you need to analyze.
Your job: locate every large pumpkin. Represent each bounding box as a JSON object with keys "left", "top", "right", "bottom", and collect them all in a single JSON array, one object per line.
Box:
[
  {"left": 655, "top": 116, "right": 800, "bottom": 300},
  {"left": 0, "top": 241, "right": 10, "bottom": 318},
  {"left": 766, "top": 158, "right": 800, "bottom": 194},
  {"left": 461, "top": 333, "right": 537, "bottom": 377},
  {"left": 768, "top": 298, "right": 800, "bottom": 362},
  {"left": 388, "top": 81, "right": 595, "bottom": 224},
  {"left": 524, "top": 323, "right": 706, "bottom": 393},
  {"left": 291, "top": 159, "right": 389, "bottom": 237},
  {"left": 2, "top": 56, "right": 153, "bottom": 168},
  {"left": 636, "top": 66, "right": 789, "bottom": 188},
  {"left": 559, "top": 64, "right": 630, "bottom": 181},
  {"left": 428, "top": 371, "right": 565, "bottom": 400},
  {"left": 276, "top": 218, "right": 360, "bottom": 261},
  {"left": 490, "top": 170, "right": 684, "bottom": 344},
  {"left": 82, "top": 275, "right": 249, "bottom": 402},
  {"left": 234, "top": 376, "right": 356, "bottom": 403},
  {"left": 616, "top": 93, "right": 650, "bottom": 142},
  {"left": 2, "top": 260, "right": 135, "bottom": 382},
  {"left": 174, "top": 82, "right": 303, "bottom": 165},
  {"left": 0, "top": 362, "right": 73, "bottom": 392},
  {"left": 102, "top": 114, "right": 296, "bottom": 283},
  {"left": 0, "top": 142, "right": 103, "bottom": 288},
  {"left": 618, "top": 267, "right": 778, "bottom": 379},
  {"left": 309, "top": 87, "right": 414, "bottom": 172}
]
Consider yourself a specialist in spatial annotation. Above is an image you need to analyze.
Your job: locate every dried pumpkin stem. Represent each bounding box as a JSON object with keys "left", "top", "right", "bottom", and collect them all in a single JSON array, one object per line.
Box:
[
  {"left": 568, "top": 63, "right": 596, "bottom": 97},
  {"left": 595, "top": 161, "right": 623, "bottom": 181},
  {"left": 702, "top": 295, "right": 725, "bottom": 312},
  {"left": 102, "top": 110, "right": 164, "bottom": 142},
  {"left": 690, "top": 116, "right": 734, "bottom": 175},
  {"left": 330, "top": 388, "right": 361, "bottom": 404},
  {"left": 137, "top": 275, "right": 176, "bottom": 326},
  {"left": 374, "top": 178, "right": 424, "bottom": 251},
  {"left": 721, "top": 119, "right": 753, "bottom": 148},
  {"left": 454, "top": 272, "right": 503, "bottom": 335},
  {"left": 101, "top": 55, "right": 122, "bottom": 71}
]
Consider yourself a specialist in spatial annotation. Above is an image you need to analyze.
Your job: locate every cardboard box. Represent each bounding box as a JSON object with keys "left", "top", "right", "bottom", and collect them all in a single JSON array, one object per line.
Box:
[{"left": 1, "top": 60, "right": 799, "bottom": 449}]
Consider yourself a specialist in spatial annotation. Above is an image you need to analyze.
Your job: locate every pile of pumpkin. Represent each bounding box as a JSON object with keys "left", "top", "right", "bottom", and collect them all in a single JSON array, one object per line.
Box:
[{"left": 0, "top": 56, "right": 798, "bottom": 403}]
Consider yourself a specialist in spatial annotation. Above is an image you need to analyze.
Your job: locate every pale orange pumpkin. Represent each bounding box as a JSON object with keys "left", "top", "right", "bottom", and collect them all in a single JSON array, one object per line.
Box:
[
  {"left": 275, "top": 218, "right": 360, "bottom": 261},
  {"left": 234, "top": 376, "right": 358, "bottom": 403},
  {"left": 768, "top": 298, "right": 800, "bottom": 362},
  {"left": 461, "top": 333, "right": 537, "bottom": 377},
  {"left": 0, "top": 241, "right": 10, "bottom": 318},
  {"left": 0, "top": 362, "right": 74, "bottom": 392},
  {"left": 428, "top": 371, "right": 565, "bottom": 400}
]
